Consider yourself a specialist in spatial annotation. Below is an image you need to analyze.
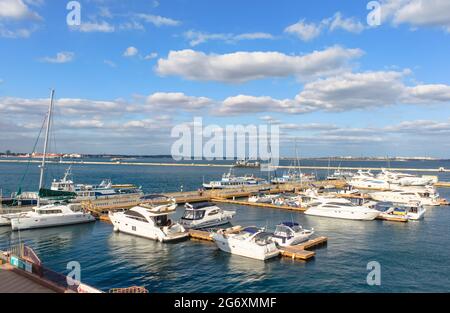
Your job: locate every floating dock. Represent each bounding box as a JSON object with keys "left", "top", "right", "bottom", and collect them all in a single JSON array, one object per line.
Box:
[{"left": 188, "top": 228, "right": 327, "bottom": 261}]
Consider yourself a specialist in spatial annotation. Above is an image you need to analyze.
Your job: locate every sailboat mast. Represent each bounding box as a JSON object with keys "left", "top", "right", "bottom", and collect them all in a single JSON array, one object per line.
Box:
[{"left": 37, "top": 89, "right": 55, "bottom": 206}]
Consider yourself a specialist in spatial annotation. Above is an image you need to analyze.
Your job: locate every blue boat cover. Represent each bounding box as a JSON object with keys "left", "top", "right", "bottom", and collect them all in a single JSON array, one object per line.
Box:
[
  {"left": 242, "top": 226, "right": 260, "bottom": 234},
  {"left": 281, "top": 222, "right": 299, "bottom": 227}
]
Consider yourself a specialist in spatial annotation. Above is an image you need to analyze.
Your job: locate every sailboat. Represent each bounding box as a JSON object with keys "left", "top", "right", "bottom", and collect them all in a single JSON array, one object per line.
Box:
[{"left": 10, "top": 90, "right": 96, "bottom": 231}]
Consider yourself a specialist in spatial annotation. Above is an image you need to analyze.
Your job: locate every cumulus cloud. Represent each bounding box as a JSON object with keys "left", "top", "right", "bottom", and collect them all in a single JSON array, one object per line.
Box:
[
  {"left": 213, "top": 70, "right": 450, "bottom": 115},
  {"left": 156, "top": 46, "right": 364, "bottom": 83},
  {"left": 0, "top": 0, "right": 41, "bottom": 20},
  {"left": 380, "top": 0, "right": 450, "bottom": 32},
  {"left": 123, "top": 46, "right": 139, "bottom": 57},
  {"left": 146, "top": 92, "right": 213, "bottom": 111},
  {"left": 285, "top": 12, "right": 365, "bottom": 41},
  {"left": 39, "top": 51, "right": 75, "bottom": 63},
  {"left": 183, "top": 30, "right": 274, "bottom": 46}
]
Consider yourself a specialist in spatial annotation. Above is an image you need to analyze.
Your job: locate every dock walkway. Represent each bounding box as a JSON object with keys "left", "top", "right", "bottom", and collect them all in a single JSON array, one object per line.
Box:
[{"left": 0, "top": 264, "right": 56, "bottom": 293}]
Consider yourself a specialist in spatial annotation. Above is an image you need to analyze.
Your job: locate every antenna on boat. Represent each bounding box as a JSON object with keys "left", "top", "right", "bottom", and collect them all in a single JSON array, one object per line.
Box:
[{"left": 37, "top": 89, "right": 55, "bottom": 207}]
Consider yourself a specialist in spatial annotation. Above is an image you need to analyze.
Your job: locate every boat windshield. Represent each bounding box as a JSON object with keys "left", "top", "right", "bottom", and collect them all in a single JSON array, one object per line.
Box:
[
  {"left": 182, "top": 209, "right": 205, "bottom": 220},
  {"left": 274, "top": 225, "right": 294, "bottom": 237}
]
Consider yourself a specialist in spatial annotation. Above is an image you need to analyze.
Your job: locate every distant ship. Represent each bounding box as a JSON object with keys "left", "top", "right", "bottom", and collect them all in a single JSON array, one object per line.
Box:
[
  {"left": 202, "top": 169, "right": 268, "bottom": 190},
  {"left": 233, "top": 159, "right": 261, "bottom": 168},
  {"left": 46, "top": 167, "right": 144, "bottom": 212}
]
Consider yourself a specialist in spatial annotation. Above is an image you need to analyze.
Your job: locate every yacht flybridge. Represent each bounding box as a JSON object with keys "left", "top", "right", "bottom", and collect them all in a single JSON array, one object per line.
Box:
[
  {"left": 9, "top": 90, "right": 96, "bottom": 231},
  {"left": 270, "top": 222, "right": 314, "bottom": 247},
  {"left": 212, "top": 226, "right": 280, "bottom": 261},
  {"left": 370, "top": 187, "right": 441, "bottom": 207},
  {"left": 109, "top": 196, "right": 189, "bottom": 242},
  {"left": 304, "top": 198, "right": 380, "bottom": 221},
  {"left": 179, "top": 202, "right": 235, "bottom": 229}
]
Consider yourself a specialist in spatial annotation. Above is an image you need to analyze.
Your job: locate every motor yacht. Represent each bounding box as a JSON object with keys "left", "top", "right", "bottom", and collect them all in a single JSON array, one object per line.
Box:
[
  {"left": 248, "top": 193, "right": 278, "bottom": 203},
  {"left": 370, "top": 187, "right": 441, "bottom": 207},
  {"left": 369, "top": 201, "right": 426, "bottom": 220},
  {"left": 109, "top": 198, "right": 189, "bottom": 242},
  {"left": 179, "top": 202, "right": 235, "bottom": 229},
  {"left": 304, "top": 198, "right": 380, "bottom": 220},
  {"left": 270, "top": 222, "right": 314, "bottom": 247},
  {"left": 10, "top": 203, "right": 95, "bottom": 231},
  {"left": 212, "top": 226, "right": 280, "bottom": 261}
]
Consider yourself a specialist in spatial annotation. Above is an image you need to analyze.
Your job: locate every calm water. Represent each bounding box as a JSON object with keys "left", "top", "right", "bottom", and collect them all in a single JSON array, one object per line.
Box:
[{"left": 1, "top": 159, "right": 449, "bottom": 292}]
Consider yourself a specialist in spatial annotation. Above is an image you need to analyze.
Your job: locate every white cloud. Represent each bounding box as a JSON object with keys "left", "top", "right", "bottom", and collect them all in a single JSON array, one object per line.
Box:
[
  {"left": 40, "top": 51, "right": 75, "bottom": 64},
  {"left": 104, "top": 59, "right": 117, "bottom": 67},
  {"left": 71, "top": 21, "right": 115, "bottom": 33},
  {"left": 136, "top": 14, "right": 180, "bottom": 27},
  {"left": 183, "top": 30, "right": 274, "bottom": 46},
  {"left": 284, "top": 20, "right": 323, "bottom": 41},
  {"left": 285, "top": 12, "right": 365, "bottom": 41},
  {"left": 123, "top": 46, "right": 139, "bottom": 57},
  {"left": 0, "top": 0, "right": 41, "bottom": 20},
  {"left": 327, "top": 12, "right": 365, "bottom": 33},
  {"left": 380, "top": 0, "right": 450, "bottom": 31},
  {"left": 213, "top": 70, "right": 450, "bottom": 115},
  {"left": 146, "top": 92, "right": 213, "bottom": 111},
  {"left": 144, "top": 52, "right": 158, "bottom": 60},
  {"left": 156, "top": 46, "right": 364, "bottom": 83}
]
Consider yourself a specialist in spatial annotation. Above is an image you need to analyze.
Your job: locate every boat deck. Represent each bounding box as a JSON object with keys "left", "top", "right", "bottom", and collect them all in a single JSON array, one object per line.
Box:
[
  {"left": 0, "top": 264, "right": 56, "bottom": 293},
  {"left": 188, "top": 228, "right": 327, "bottom": 261}
]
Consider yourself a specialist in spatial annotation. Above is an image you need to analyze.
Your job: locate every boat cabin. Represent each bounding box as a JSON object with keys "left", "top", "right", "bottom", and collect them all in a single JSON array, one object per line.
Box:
[{"left": 182, "top": 202, "right": 219, "bottom": 221}]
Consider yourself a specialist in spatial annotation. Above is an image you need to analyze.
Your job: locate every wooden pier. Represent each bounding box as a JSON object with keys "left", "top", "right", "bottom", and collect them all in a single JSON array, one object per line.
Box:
[{"left": 188, "top": 227, "right": 327, "bottom": 261}]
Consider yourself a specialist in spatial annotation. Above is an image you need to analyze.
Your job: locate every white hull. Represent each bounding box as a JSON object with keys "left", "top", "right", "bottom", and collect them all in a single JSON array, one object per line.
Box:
[
  {"left": 11, "top": 213, "right": 95, "bottom": 230},
  {"left": 349, "top": 180, "right": 391, "bottom": 190},
  {"left": 110, "top": 212, "right": 189, "bottom": 242},
  {"left": 0, "top": 217, "right": 11, "bottom": 226},
  {"left": 271, "top": 232, "right": 313, "bottom": 247},
  {"left": 370, "top": 193, "right": 439, "bottom": 207},
  {"left": 212, "top": 234, "right": 280, "bottom": 260},
  {"left": 305, "top": 208, "right": 379, "bottom": 220}
]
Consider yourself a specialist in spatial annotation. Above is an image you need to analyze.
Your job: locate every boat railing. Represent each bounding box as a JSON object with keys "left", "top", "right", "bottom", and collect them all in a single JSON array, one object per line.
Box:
[{"left": 6, "top": 244, "right": 80, "bottom": 292}]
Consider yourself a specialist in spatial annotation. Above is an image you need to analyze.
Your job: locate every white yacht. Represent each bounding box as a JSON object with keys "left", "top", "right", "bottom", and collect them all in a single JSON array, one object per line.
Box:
[
  {"left": 270, "top": 222, "right": 314, "bottom": 247},
  {"left": 10, "top": 204, "right": 95, "bottom": 231},
  {"left": 212, "top": 226, "right": 280, "bottom": 261},
  {"left": 9, "top": 90, "right": 96, "bottom": 231},
  {"left": 202, "top": 169, "right": 268, "bottom": 190},
  {"left": 248, "top": 193, "right": 278, "bottom": 203},
  {"left": 109, "top": 198, "right": 189, "bottom": 242},
  {"left": 376, "top": 169, "right": 437, "bottom": 186},
  {"left": 48, "top": 167, "right": 144, "bottom": 211},
  {"left": 370, "top": 187, "right": 441, "bottom": 207},
  {"left": 179, "top": 202, "right": 235, "bottom": 229},
  {"left": 369, "top": 201, "right": 426, "bottom": 221},
  {"left": 348, "top": 178, "right": 391, "bottom": 190},
  {"left": 304, "top": 198, "right": 380, "bottom": 220}
]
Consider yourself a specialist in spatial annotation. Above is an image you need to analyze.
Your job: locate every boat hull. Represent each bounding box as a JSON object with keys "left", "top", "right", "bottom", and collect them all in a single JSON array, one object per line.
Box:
[
  {"left": 110, "top": 212, "right": 189, "bottom": 242},
  {"left": 305, "top": 208, "right": 380, "bottom": 221},
  {"left": 11, "top": 213, "right": 95, "bottom": 231},
  {"left": 212, "top": 234, "right": 280, "bottom": 261}
]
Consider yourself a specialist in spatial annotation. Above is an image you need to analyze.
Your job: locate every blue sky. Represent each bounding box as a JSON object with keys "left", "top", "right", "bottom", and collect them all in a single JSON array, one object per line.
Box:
[{"left": 1, "top": 0, "right": 450, "bottom": 157}]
